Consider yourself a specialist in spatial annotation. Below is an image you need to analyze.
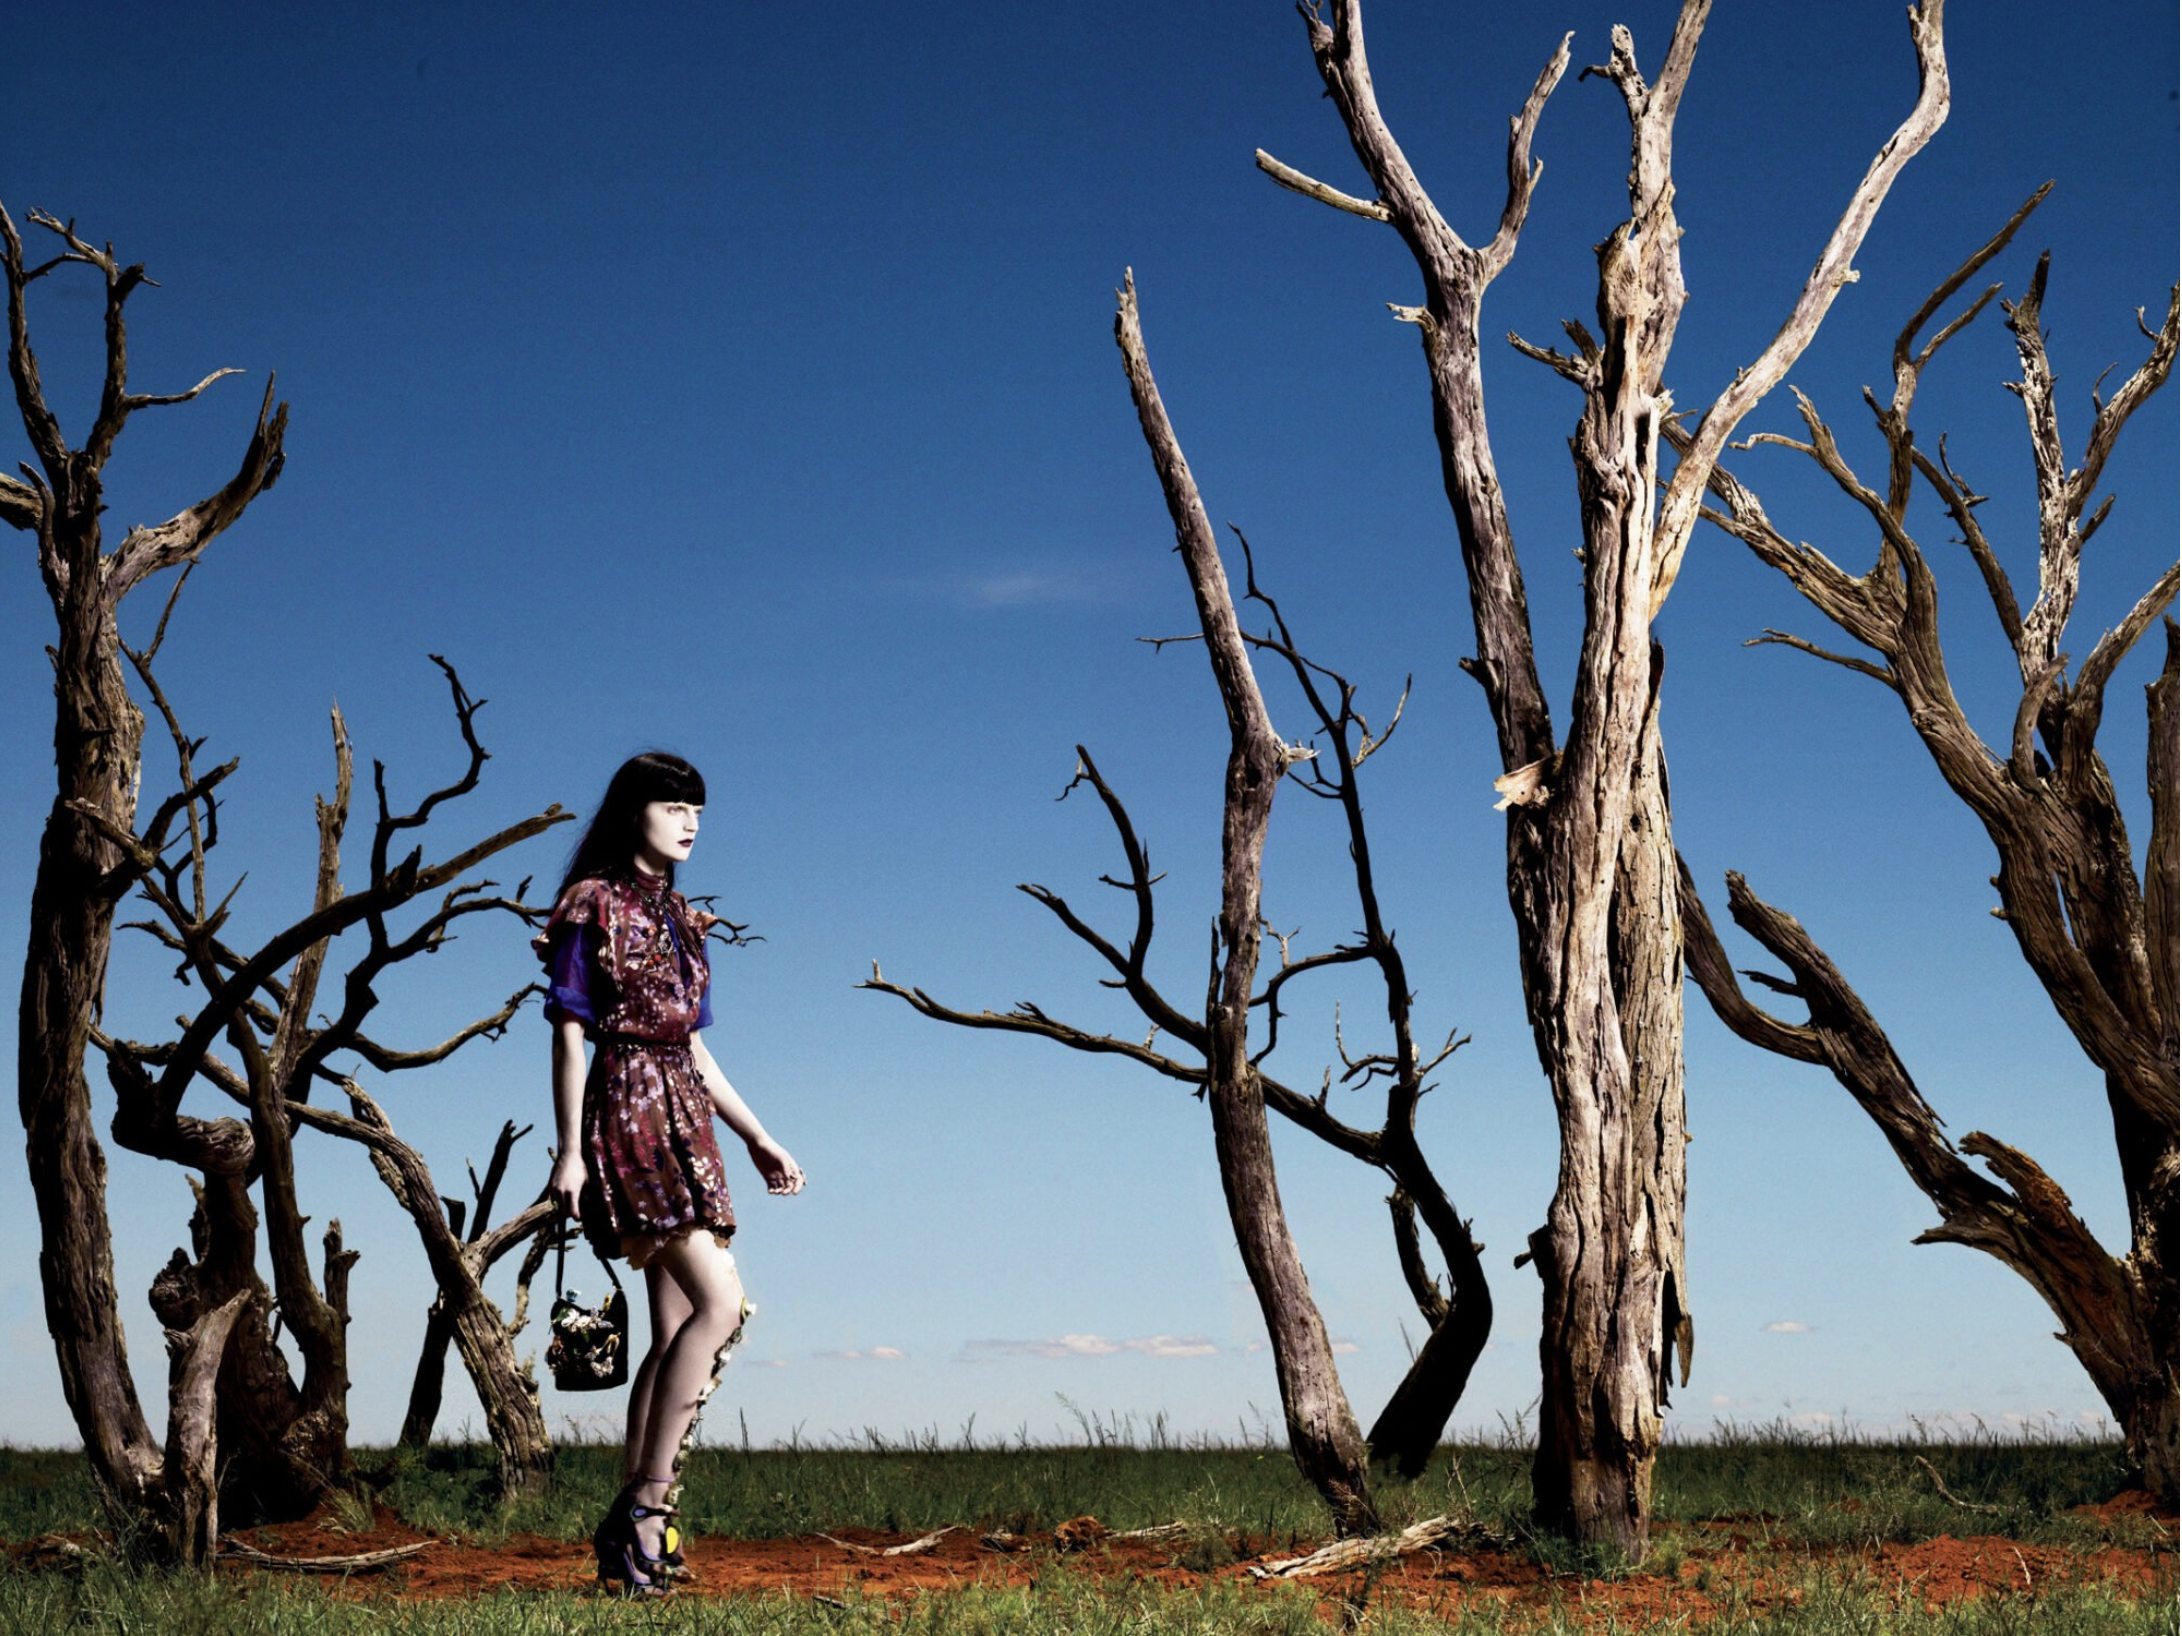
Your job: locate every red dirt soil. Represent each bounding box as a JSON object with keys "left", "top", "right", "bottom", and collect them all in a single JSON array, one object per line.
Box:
[{"left": 17, "top": 1498, "right": 2175, "bottom": 1626}]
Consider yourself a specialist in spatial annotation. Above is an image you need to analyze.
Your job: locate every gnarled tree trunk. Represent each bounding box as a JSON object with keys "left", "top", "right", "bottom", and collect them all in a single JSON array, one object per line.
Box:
[
  {"left": 1262, "top": 0, "right": 1949, "bottom": 1558},
  {"left": 4, "top": 199, "right": 288, "bottom": 1557}
]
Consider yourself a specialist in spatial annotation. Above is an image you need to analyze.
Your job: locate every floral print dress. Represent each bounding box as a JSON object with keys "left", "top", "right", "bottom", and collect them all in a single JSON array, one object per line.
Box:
[{"left": 537, "top": 869, "right": 736, "bottom": 1265}]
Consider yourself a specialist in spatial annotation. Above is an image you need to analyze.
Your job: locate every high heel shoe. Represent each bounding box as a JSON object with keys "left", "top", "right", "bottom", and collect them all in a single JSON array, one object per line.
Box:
[{"left": 593, "top": 1487, "right": 676, "bottom": 1595}]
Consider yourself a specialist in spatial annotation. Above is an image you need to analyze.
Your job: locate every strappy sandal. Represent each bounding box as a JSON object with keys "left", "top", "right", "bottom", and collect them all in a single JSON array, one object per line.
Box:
[
  {"left": 592, "top": 1486, "right": 674, "bottom": 1596},
  {"left": 633, "top": 1492, "right": 685, "bottom": 1580}
]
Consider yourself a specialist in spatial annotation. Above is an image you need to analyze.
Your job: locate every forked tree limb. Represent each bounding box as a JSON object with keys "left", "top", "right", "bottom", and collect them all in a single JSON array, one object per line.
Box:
[
  {"left": 1281, "top": 0, "right": 1561, "bottom": 772},
  {"left": 0, "top": 202, "right": 73, "bottom": 493},
  {"left": 1692, "top": 225, "right": 2179, "bottom": 1158},
  {"left": 2062, "top": 563, "right": 2180, "bottom": 769},
  {"left": 861, "top": 963, "right": 1210, "bottom": 1089},
  {"left": 1880, "top": 181, "right": 2052, "bottom": 521},
  {"left": 1650, "top": 0, "right": 1951, "bottom": 612},
  {"left": 2010, "top": 263, "right": 2181, "bottom": 680},
  {"left": 107, "top": 375, "right": 288, "bottom": 601}
]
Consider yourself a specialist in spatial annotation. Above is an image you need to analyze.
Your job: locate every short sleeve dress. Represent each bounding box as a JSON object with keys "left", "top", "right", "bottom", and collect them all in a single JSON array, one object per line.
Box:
[{"left": 536, "top": 869, "right": 737, "bottom": 1266}]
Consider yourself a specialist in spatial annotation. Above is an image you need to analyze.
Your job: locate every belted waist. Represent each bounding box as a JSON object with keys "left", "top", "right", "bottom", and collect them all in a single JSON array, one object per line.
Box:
[{"left": 590, "top": 1031, "right": 693, "bottom": 1052}]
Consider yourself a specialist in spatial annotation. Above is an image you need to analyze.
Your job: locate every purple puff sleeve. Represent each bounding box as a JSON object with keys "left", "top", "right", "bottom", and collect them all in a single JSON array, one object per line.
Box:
[{"left": 543, "top": 924, "right": 600, "bottom": 1026}]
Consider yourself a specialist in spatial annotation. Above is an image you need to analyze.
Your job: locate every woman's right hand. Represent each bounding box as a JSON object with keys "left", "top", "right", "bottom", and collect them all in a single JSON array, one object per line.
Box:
[{"left": 549, "top": 1151, "right": 588, "bottom": 1222}]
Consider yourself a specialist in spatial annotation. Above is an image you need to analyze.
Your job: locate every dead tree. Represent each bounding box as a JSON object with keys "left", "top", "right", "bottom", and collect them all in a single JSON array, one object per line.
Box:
[
  {"left": 2, "top": 199, "right": 287, "bottom": 1558},
  {"left": 1674, "top": 195, "right": 2179, "bottom": 1501},
  {"left": 1253, "top": 0, "right": 1951, "bottom": 1558},
  {"left": 90, "top": 655, "right": 569, "bottom": 1509},
  {"left": 399, "top": 1118, "right": 560, "bottom": 1452},
  {"left": 867, "top": 275, "right": 1488, "bottom": 1534}
]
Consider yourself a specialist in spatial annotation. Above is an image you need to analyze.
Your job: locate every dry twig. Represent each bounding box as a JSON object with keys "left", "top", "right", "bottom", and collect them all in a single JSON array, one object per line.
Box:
[{"left": 220, "top": 1538, "right": 433, "bottom": 1572}]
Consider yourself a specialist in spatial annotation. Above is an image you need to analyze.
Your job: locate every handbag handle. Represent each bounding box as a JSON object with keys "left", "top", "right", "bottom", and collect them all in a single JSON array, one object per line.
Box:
[{"left": 552, "top": 1219, "right": 624, "bottom": 1300}]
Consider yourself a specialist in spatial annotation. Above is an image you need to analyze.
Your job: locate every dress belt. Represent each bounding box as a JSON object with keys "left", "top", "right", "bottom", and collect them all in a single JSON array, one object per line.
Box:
[{"left": 591, "top": 1031, "right": 693, "bottom": 1051}]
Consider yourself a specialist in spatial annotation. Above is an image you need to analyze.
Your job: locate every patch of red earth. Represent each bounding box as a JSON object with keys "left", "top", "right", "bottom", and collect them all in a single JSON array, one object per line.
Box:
[
  {"left": 14, "top": 1500, "right": 2175, "bottom": 1627},
  {"left": 2073, "top": 1489, "right": 2177, "bottom": 1527}
]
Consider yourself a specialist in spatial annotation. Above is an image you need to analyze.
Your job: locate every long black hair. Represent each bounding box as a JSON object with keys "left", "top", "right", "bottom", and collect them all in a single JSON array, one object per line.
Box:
[{"left": 560, "top": 751, "right": 708, "bottom": 895}]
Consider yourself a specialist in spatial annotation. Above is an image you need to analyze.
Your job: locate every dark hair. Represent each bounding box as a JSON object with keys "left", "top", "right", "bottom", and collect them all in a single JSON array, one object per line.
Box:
[{"left": 560, "top": 752, "right": 707, "bottom": 894}]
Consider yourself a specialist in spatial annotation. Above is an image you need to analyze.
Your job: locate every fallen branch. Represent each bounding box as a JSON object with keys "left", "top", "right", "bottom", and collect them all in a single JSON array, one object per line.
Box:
[
  {"left": 1913, "top": 1454, "right": 2003, "bottom": 1515},
  {"left": 818, "top": 1524, "right": 964, "bottom": 1557},
  {"left": 219, "top": 1537, "right": 433, "bottom": 1572},
  {"left": 22, "top": 1534, "right": 99, "bottom": 1567},
  {"left": 1247, "top": 1513, "right": 1483, "bottom": 1579},
  {"left": 1115, "top": 1520, "right": 1192, "bottom": 1541}
]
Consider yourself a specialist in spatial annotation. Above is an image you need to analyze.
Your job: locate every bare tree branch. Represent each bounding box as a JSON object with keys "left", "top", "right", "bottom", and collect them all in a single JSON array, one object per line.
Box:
[
  {"left": 1481, "top": 33, "right": 1574, "bottom": 278},
  {"left": 860, "top": 964, "right": 1208, "bottom": 1087},
  {"left": 106, "top": 375, "right": 289, "bottom": 600},
  {"left": 1651, "top": 0, "right": 1950, "bottom": 611},
  {"left": 2011, "top": 259, "right": 2180, "bottom": 679},
  {"left": 1252, "top": 150, "right": 1389, "bottom": 223},
  {"left": 1746, "top": 630, "right": 1897, "bottom": 689},
  {"left": 1909, "top": 442, "right": 2021, "bottom": 647},
  {"left": 0, "top": 202, "right": 72, "bottom": 491}
]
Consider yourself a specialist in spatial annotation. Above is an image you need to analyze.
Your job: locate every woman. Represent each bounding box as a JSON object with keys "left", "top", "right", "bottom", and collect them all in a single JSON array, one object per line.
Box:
[{"left": 538, "top": 751, "right": 804, "bottom": 1594}]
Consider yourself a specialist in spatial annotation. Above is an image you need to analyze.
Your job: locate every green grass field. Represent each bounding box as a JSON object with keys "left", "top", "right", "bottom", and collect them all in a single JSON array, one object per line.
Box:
[{"left": 1, "top": 1426, "right": 2172, "bottom": 1633}]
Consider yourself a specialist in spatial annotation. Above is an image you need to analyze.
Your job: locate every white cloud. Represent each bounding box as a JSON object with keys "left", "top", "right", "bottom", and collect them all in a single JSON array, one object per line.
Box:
[
  {"left": 1123, "top": 1335, "right": 1219, "bottom": 1358},
  {"left": 923, "top": 561, "right": 1130, "bottom": 611},
  {"left": 962, "top": 569, "right": 1087, "bottom": 608},
  {"left": 818, "top": 1346, "right": 907, "bottom": 1362},
  {"left": 1710, "top": 1394, "right": 1734, "bottom": 1408},
  {"left": 1793, "top": 1411, "right": 1834, "bottom": 1429},
  {"left": 965, "top": 1333, "right": 1218, "bottom": 1360},
  {"left": 1330, "top": 1340, "right": 1361, "bottom": 1355},
  {"left": 965, "top": 1334, "right": 1121, "bottom": 1360},
  {"left": 1763, "top": 1321, "right": 1814, "bottom": 1334}
]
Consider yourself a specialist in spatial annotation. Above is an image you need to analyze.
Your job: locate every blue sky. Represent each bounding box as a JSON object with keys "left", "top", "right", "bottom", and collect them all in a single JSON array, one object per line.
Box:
[{"left": 2, "top": 2, "right": 2174, "bottom": 1455}]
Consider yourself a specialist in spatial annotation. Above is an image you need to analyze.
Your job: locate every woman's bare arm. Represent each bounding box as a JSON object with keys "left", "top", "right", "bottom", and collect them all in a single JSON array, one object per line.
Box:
[
  {"left": 690, "top": 1033, "right": 805, "bottom": 1195},
  {"left": 548, "top": 1016, "right": 589, "bottom": 1218}
]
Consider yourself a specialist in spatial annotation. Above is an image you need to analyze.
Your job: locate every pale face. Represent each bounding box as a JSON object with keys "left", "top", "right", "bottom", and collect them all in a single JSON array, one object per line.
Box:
[{"left": 634, "top": 799, "right": 701, "bottom": 875}]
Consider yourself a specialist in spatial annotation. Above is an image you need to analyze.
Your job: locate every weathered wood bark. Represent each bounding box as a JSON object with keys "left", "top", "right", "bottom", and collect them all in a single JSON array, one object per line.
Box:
[
  {"left": 158, "top": 1290, "right": 252, "bottom": 1567},
  {"left": 3, "top": 200, "right": 287, "bottom": 1543},
  {"left": 1677, "top": 204, "right": 2179, "bottom": 1500},
  {"left": 1262, "top": 0, "right": 1949, "bottom": 1558},
  {"left": 399, "top": 1120, "right": 548, "bottom": 1450},
  {"left": 1115, "top": 274, "right": 1376, "bottom": 1534},
  {"left": 338, "top": 1086, "right": 555, "bottom": 1496}
]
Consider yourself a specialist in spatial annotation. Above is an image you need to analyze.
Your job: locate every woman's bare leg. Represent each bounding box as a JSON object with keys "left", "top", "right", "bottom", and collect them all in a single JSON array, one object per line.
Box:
[
  {"left": 624, "top": 1258, "right": 693, "bottom": 1485},
  {"left": 627, "top": 1231, "right": 743, "bottom": 1559}
]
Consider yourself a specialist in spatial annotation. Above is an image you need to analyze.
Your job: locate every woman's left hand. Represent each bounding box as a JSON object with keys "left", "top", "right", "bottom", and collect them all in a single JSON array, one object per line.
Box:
[{"left": 749, "top": 1136, "right": 806, "bottom": 1195}]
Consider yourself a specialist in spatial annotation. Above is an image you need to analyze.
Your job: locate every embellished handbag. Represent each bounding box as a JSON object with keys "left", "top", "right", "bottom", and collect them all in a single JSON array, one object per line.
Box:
[{"left": 547, "top": 1234, "right": 629, "bottom": 1392}]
